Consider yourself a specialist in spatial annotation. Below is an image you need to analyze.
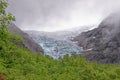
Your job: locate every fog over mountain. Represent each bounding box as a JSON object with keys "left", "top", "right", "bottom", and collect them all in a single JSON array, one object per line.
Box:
[{"left": 7, "top": 0, "right": 120, "bottom": 32}]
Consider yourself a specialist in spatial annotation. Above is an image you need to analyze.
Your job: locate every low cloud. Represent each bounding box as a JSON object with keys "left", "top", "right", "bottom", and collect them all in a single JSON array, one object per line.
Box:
[{"left": 7, "top": 0, "right": 120, "bottom": 32}]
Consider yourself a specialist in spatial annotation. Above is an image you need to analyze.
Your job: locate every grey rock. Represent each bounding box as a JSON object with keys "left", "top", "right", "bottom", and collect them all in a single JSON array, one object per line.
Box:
[
  {"left": 73, "top": 12, "right": 120, "bottom": 63},
  {"left": 8, "top": 23, "right": 44, "bottom": 54}
]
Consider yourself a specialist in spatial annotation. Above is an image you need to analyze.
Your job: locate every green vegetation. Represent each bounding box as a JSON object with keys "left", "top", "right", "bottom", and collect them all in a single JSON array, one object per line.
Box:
[
  {"left": 1, "top": 0, "right": 120, "bottom": 80},
  {"left": 1, "top": 38, "right": 120, "bottom": 80}
]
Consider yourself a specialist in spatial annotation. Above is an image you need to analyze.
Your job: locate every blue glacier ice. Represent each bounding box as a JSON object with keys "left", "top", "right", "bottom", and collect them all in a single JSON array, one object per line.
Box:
[{"left": 26, "top": 31, "right": 83, "bottom": 59}]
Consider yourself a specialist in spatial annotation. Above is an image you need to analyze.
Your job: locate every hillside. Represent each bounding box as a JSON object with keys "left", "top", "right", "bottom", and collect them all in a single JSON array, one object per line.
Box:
[
  {"left": 8, "top": 23, "right": 43, "bottom": 54},
  {"left": 1, "top": 26, "right": 120, "bottom": 79},
  {"left": 74, "top": 12, "right": 120, "bottom": 63},
  {"left": 1, "top": 0, "right": 120, "bottom": 79}
]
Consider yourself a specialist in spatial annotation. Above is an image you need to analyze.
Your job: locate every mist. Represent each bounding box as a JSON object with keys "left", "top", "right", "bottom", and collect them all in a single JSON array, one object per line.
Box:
[{"left": 7, "top": 0, "right": 120, "bottom": 32}]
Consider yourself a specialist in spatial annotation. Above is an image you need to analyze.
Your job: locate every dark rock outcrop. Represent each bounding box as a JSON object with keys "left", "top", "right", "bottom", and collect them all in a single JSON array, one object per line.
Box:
[
  {"left": 8, "top": 23, "right": 44, "bottom": 54},
  {"left": 74, "top": 12, "right": 120, "bottom": 63}
]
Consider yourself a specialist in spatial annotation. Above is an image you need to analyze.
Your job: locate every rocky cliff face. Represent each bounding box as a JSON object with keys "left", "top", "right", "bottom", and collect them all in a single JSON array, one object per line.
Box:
[
  {"left": 74, "top": 13, "right": 120, "bottom": 63},
  {"left": 8, "top": 23, "right": 44, "bottom": 54}
]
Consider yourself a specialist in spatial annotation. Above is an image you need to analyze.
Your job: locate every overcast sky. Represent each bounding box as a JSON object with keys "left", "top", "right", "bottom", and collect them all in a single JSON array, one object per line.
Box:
[{"left": 7, "top": 0, "right": 120, "bottom": 32}]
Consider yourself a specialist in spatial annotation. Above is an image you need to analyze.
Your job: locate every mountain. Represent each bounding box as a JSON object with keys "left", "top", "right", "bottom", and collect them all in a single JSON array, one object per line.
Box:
[
  {"left": 73, "top": 12, "right": 120, "bottom": 63},
  {"left": 2, "top": 25, "right": 120, "bottom": 80},
  {"left": 8, "top": 23, "right": 44, "bottom": 54}
]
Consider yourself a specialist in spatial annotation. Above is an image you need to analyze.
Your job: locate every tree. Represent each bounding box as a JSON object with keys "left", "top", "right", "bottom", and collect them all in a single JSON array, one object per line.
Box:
[{"left": 0, "top": 0, "right": 15, "bottom": 41}]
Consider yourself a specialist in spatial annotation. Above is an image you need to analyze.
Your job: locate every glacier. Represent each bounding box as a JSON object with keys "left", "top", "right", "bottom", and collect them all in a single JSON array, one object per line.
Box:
[{"left": 25, "top": 28, "right": 89, "bottom": 59}]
